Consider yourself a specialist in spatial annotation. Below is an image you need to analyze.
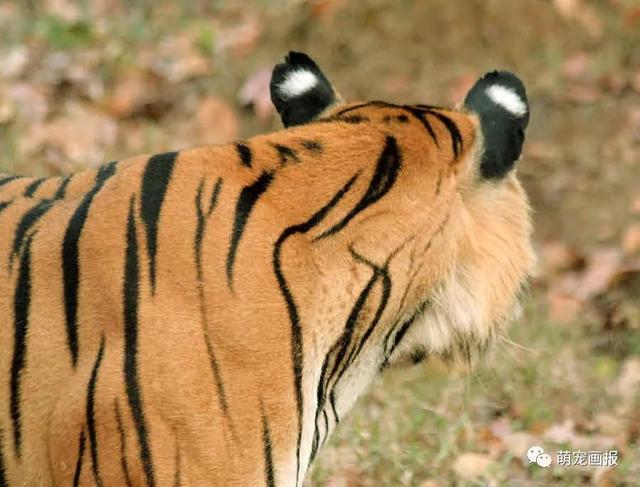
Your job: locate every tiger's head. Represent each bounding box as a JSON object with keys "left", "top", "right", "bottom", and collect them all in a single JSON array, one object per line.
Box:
[{"left": 269, "top": 52, "right": 534, "bottom": 373}]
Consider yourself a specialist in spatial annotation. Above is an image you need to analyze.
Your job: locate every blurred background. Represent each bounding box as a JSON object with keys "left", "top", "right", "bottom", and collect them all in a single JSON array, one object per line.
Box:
[{"left": 1, "top": 0, "right": 639, "bottom": 485}]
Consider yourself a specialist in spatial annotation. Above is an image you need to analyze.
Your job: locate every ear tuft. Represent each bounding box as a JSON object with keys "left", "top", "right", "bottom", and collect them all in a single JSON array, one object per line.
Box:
[
  {"left": 464, "top": 71, "right": 530, "bottom": 179},
  {"left": 270, "top": 51, "right": 337, "bottom": 127}
]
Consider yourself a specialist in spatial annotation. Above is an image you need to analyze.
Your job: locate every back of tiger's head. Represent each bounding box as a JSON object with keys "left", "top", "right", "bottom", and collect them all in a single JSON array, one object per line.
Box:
[{"left": 267, "top": 54, "right": 534, "bottom": 374}]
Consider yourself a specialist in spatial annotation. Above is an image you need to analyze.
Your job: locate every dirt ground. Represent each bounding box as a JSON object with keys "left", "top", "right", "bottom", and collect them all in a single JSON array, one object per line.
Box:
[{"left": 1, "top": 0, "right": 639, "bottom": 485}]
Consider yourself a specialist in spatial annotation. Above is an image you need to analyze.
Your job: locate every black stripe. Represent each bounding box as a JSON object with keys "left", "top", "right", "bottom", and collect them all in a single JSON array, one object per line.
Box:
[
  {"left": 11, "top": 199, "right": 54, "bottom": 264},
  {"left": 86, "top": 336, "right": 106, "bottom": 487},
  {"left": 73, "top": 430, "right": 86, "bottom": 487},
  {"left": 334, "top": 250, "right": 393, "bottom": 378},
  {"left": 261, "top": 403, "right": 276, "bottom": 487},
  {"left": 194, "top": 178, "right": 234, "bottom": 433},
  {"left": 300, "top": 140, "right": 323, "bottom": 153},
  {"left": 226, "top": 171, "right": 274, "bottom": 290},
  {"left": 140, "top": 151, "right": 178, "bottom": 294},
  {"left": 22, "top": 178, "right": 46, "bottom": 197},
  {"left": 0, "top": 176, "right": 20, "bottom": 189},
  {"left": 173, "top": 447, "right": 181, "bottom": 487},
  {"left": 53, "top": 175, "right": 72, "bottom": 200},
  {"left": 235, "top": 142, "right": 252, "bottom": 168},
  {"left": 114, "top": 400, "right": 133, "bottom": 487},
  {"left": 63, "top": 161, "right": 117, "bottom": 367},
  {"left": 425, "top": 110, "right": 463, "bottom": 157},
  {"left": 403, "top": 106, "right": 438, "bottom": 144},
  {"left": 273, "top": 174, "right": 358, "bottom": 483},
  {"left": 124, "top": 197, "right": 155, "bottom": 487},
  {"left": 273, "top": 144, "right": 300, "bottom": 166},
  {"left": 312, "top": 252, "right": 381, "bottom": 456},
  {"left": 11, "top": 233, "right": 34, "bottom": 457},
  {"left": 195, "top": 178, "right": 223, "bottom": 281},
  {"left": 0, "top": 427, "right": 7, "bottom": 487},
  {"left": 315, "top": 136, "right": 402, "bottom": 240},
  {"left": 0, "top": 200, "right": 13, "bottom": 216},
  {"left": 383, "top": 301, "right": 429, "bottom": 363}
]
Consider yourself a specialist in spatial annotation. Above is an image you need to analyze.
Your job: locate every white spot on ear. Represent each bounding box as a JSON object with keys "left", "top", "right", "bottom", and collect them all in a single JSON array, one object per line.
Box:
[
  {"left": 486, "top": 85, "right": 527, "bottom": 117},
  {"left": 277, "top": 69, "right": 318, "bottom": 99}
]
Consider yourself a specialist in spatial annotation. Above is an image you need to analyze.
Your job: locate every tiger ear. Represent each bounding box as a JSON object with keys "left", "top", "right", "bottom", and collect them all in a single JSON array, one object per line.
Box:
[
  {"left": 464, "top": 71, "right": 530, "bottom": 179},
  {"left": 270, "top": 51, "right": 339, "bottom": 127}
]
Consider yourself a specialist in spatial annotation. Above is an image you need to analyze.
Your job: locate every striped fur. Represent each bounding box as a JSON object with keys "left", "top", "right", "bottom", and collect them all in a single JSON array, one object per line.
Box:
[{"left": 0, "top": 78, "right": 533, "bottom": 485}]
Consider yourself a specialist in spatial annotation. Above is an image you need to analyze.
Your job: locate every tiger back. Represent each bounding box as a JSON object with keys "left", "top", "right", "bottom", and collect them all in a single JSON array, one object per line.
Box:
[{"left": 0, "top": 52, "right": 533, "bottom": 486}]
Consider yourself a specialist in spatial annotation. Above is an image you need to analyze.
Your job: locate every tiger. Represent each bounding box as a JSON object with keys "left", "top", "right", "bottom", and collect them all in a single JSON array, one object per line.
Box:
[{"left": 0, "top": 51, "right": 533, "bottom": 486}]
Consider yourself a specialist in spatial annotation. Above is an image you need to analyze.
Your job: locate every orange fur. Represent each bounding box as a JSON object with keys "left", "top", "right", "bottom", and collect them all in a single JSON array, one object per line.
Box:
[{"left": 0, "top": 100, "right": 533, "bottom": 486}]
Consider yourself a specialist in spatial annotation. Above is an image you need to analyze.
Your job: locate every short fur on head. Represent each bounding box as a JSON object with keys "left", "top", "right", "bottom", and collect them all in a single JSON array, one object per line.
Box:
[{"left": 0, "top": 52, "right": 533, "bottom": 486}]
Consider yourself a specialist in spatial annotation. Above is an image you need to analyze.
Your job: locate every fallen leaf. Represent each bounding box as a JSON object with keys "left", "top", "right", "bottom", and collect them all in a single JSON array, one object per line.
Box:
[
  {"left": 452, "top": 453, "right": 492, "bottom": 480},
  {"left": 539, "top": 240, "right": 583, "bottom": 277},
  {"left": 238, "top": 68, "right": 274, "bottom": 122},
  {"left": 614, "top": 358, "right": 640, "bottom": 408},
  {"left": 216, "top": 15, "right": 262, "bottom": 57},
  {"left": 418, "top": 481, "right": 441, "bottom": 487},
  {"left": 43, "top": 0, "right": 81, "bottom": 22},
  {"left": 591, "top": 466, "right": 616, "bottom": 487},
  {"left": 307, "top": 0, "right": 348, "bottom": 18},
  {"left": 632, "top": 193, "right": 640, "bottom": 214},
  {"left": 553, "top": 0, "right": 580, "bottom": 17},
  {"left": 153, "top": 36, "right": 211, "bottom": 83},
  {"left": 547, "top": 291, "right": 583, "bottom": 324},
  {"left": 0, "top": 45, "right": 29, "bottom": 79},
  {"left": 195, "top": 96, "right": 239, "bottom": 146},
  {"left": 563, "top": 52, "right": 591, "bottom": 82},
  {"left": 19, "top": 102, "right": 117, "bottom": 170},
  {"left": 502, "top": 432, "right": 538, "bottom": 463},
  {"left": 107, "top": 73, "right": 154, "bottom": 118},
  {"left": 622, "top": 224, "right": 640, "bottom": 256},
  {"left": 565, "top": 84, "right": 602, "bottom": 104},
  {"left": 8, "top": 83, "right": 50, "bottom": 123},
  {"left": 632, "top": 71, "right": 640, "bottom": 94},
  {"left": 573, "top": 248, "right": 622, "bottom": 300}
]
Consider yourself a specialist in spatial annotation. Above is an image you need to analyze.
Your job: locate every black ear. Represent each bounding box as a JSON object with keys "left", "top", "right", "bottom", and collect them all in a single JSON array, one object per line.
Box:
[
  {"left": 464, "top": 71, "right": 530, "bottom": 179},
  {"left": 270, "top": 51, "right": 337, "bottom": 128}
]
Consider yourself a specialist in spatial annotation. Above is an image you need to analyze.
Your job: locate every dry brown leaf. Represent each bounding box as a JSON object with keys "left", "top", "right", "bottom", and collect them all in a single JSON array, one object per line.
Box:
[
  {"left": 631, "top": 193, "right": 640, "bottom": 215},
  {"left": 622, "top": 224, "right": 640, "bottom": 256},
  {"left": 502, "top": 432, "right": 538, "bottom": 463},
  {"left": 216, "top": 16, "right": 262, "bottom": 58},
  {"left": 19, "top": 102, "right": 117, "bottom": 169},
  {"left": 196, "top": 97, "right": 239, "bottom": 146},
  {"left": 614, "top": 358, "right": 640, "bottom": 408},
  {"left": 238, "top": 68, "right": 274, "bottom": 122},
  {"left": 43, "top": 0, "right": 81, "bottom": 22},
  {"left": 573, "top": 248, "right": 622, "bottom": 300},
  {"left": 539, "top": 240, "right": 583, "bottom": 277},
  {"left": 418, "top": 481, "right": 441, "bottom": 487},
  {"left": 307, "top": 0, "right": 348, "bottom": 18},
  {"left": 452, "top": 453, "right": 493, "bottom": 480},
  {"left": 0, "top": 46, "right": 29, "bottom": 80},
  {"left": 563, "top": 52, "right": 591, "bottom": 82},
  {"left": 565, "top": 84, "right": 602, "bottom": 104},
  {"left": 547, "top": 290, "right": 583, "bottom": 324},
  {"left": 8, "top": 83, "right": 50, "bottom": 124},
  {"left": 154, "top": 36, "right": 210, "bottom": 83},
  {"left": 107, "top": 73, "right": 153, "bottom": 118},
  {"left": 632, "top": 71, "right": 640, "bottom": 94},
  {"left": 591, "top": 467, "right": 616, "bottom": 487}
]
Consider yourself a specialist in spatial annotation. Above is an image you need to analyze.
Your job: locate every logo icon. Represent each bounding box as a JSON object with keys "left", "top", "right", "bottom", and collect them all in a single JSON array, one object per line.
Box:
[{"left": 526, "top": 446, "right": 552, "bottom": 468}]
